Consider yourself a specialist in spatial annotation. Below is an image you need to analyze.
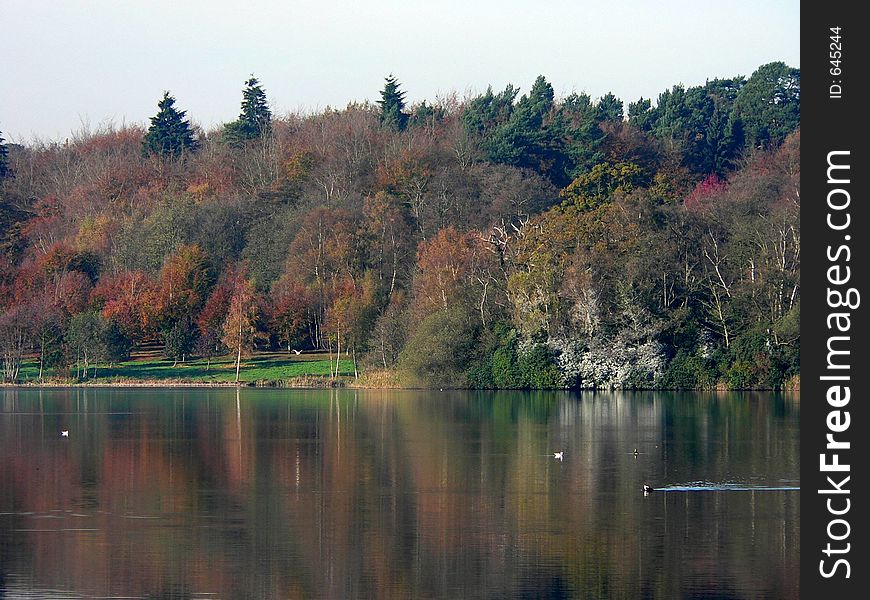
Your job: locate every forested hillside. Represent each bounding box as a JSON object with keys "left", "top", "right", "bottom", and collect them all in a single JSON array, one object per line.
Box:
[{"left": 0, "top": 63, "right": 800, "bottom": 389}]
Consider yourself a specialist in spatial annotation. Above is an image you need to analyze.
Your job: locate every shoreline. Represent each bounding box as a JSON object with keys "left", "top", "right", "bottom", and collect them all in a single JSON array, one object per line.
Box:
[
  {"left": 0, "top": 378, "right": 346, "bottom": 389},
  {"left": 1, "top": 378, "right": 800, "bottom": 394}
]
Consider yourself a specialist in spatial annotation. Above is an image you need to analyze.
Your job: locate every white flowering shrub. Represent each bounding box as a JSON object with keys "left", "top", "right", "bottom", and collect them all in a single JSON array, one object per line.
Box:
[{"left": 549, "top": 335, "right": 665, "bottom": 389}]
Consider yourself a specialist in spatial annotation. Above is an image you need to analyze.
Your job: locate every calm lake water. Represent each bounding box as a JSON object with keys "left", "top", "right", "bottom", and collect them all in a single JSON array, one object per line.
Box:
[{"left": 0, "top": 388, "right": 799, "bottom": 599}]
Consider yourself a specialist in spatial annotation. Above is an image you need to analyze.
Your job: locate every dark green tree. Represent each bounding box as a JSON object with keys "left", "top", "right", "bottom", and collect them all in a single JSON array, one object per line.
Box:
[
  {"left": 0, "top": 130, "right": 12, "bottom": 179},
  {"left": 698, "top": 97, "right": 739, "bottom": 174},
  {"left": 378, "top": 75, "right": 409, "bottom": 131},
  {"left": 627, "top": 98, "right": 654, "bottom": 131},
  {"left": 30, "top": 302, "right": 65, "bottom": 380},
  {"left": 142, "top": 92, "right": 199, "bottom": 157},
  {"left": 67, "top": 312, "right": 106, "bottom": 379},
  {"left": 596, "top": 92, "right": 624, "bottom": 122},
  {"left": 558, "top": 92, "right": 606, "bottom": 177},
  {"left": 649, "top": 85, "right": 690, "bottom": 140},
  {"left": 480, "top": 76, "right": 573, "bottom": 185},
  {"left": 163, "top": 318, "right": 196, "bottom": 366},
  {"left": 102, "top": 318, "right": 133, "bottom": 366},
  {"left": 484, "top": 77, "right": 552, "bottom": 165},
  {"left": 517, "top": 75, "right": 556, "bottom": 123},
  {"left": 731, "top": 62, "right": 800, "bottom": 149},
  {"left": 408, "top": 100, "right": 445, "bottom": 129},
  {"left": 461, "top": 85, "right": 518, "bottom": 138},
  {"left": 398, "top": 303, "right": 479, "bottom": 387},
  {"left": 644, "top": 79, "right": 745, "bottom": 175},
  {"left": 223, "top": 77, "right": 272, "bottom": 145}
]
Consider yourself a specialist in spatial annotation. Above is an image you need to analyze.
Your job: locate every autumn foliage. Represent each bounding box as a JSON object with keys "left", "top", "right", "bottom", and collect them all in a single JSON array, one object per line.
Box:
[{"left": 0, "top": 65, "right": 800, "bottom": 388}]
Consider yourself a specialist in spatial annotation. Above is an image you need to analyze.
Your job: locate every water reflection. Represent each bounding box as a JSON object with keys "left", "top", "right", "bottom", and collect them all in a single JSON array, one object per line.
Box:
[{"left": 0, "top": 388, "right": 799, "bottom": 599}]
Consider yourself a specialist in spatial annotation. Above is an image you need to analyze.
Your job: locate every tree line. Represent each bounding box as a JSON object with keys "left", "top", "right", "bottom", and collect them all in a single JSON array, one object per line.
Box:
[{"left": 0, "top": 62, "right": 800, "bottom": 388}]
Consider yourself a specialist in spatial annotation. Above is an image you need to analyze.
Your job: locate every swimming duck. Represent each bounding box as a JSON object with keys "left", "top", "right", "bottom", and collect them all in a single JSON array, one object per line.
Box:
[{"left": 643, "top": 484, "right": 653, "bottom": 494}]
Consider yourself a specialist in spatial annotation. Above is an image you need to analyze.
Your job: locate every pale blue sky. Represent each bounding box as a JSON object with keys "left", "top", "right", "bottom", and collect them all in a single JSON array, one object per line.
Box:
[{"left": 1, "top": 0, "right": 799, "bottom": 142}]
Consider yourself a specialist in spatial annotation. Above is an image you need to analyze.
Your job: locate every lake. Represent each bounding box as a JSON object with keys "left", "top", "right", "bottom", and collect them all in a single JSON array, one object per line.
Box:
[{"left": 0, "top": 388, "right": 799, "bottom": 599}]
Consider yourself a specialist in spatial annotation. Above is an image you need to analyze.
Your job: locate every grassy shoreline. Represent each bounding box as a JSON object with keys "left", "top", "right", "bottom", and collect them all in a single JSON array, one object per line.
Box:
[
  {"left": 7, "top": 352, "right": 357, "bottom": 387},
  {"left": 0, "top": 371, "right": 800, "bottom": 395},
  {"left": 3, "top": 351, "right": 801, "bottom": 392},
  {"left": 4, "top": 379, "right": 347, "bottom": 388}
]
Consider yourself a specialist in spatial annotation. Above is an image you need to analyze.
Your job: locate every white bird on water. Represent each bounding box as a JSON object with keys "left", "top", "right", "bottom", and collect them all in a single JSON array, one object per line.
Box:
[
  {"left": 292, "top": 349, "right": 302, "bottom": 355},
  {"left": 553, "top": 451, "right": 563, "bottom": 461},
  {"left": 60, "top": 430, "right": 69, "bottom": 437}
]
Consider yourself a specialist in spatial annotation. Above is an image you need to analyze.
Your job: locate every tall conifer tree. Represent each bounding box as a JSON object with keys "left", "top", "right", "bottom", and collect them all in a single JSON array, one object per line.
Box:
[
  {"left": 595, "top": 92, "right": 624, "bottom": 122},
  {"left": 0, "top": 130, "right": 11, "bottom": 179},
  {"left": 224, "top": 77, "right": 272, "bottom": 145},
  {"left": 378, "top": 75, "right": 408, "bottom": 131},
  {"left": 142, "top": 92, "right": 199, "bottom": 157}
]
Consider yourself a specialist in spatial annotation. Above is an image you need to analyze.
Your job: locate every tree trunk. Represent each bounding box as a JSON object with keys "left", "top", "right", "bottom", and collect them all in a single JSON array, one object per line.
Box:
[
  {"left": 335, "top": 321, "right": 341, "bottom": 378},
  {"left": 389, "top": 232, "right": 398, "bottom": 296},
  {"left": 235, "top": 305, "right": 243, "bottom": 384},
  {"left": 478, "top": 278, "right": 488, "bottom": 327},
  {"left": 352, "top": 345, "right": 358, "bottom": 380},
  {"left": 711, "top": 287, "right": 731, "bottom": 348},
  {"left": 235, "top": 344, "right": 242, "bottom": 384}
]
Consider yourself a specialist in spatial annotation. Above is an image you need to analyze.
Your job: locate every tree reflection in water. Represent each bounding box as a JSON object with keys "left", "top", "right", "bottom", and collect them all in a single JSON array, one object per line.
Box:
[{"left": 0, "top": 388, "right": 799, "bottom": 599}]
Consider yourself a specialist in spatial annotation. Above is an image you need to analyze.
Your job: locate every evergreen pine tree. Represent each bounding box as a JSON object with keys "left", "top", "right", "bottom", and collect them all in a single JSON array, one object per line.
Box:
[
  {"left": 485, "top": 76, "right": 557, "bottom": 174},
  {"left": 558, "top": 92, "right": 605, "bottom": 178},
  {"left": 0, "top": 130, "right": 11, "bottom": 180},
  {"left": 461, "top": 85, "right": 518, "bottom": 138},
  {"left": 731, "top": 62, "right": 800, "bottom": 149},
  {"left": 627, "top": 98, "right": 654, "bottom": 131},
  {"left": 595, "top": 92, "right": 624, "bottom": 122},
  {"left": 142, "top": 92, "right": 199, "bottom": 157},
  {"left": 476, "top": 76, "right": 576, "bottom": 185},
  {"left": 378, "top": 75, "right": 408, "bottom": 131},
  {"left": 223, "top": 77, "right": 272, "bottom": 145}
]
